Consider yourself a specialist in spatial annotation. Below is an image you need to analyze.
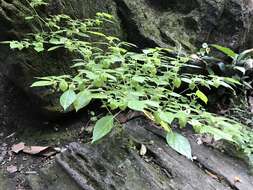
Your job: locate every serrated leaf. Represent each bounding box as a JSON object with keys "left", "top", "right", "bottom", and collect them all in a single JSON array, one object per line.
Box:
[
  {"left": 92, "top": 115, "right": 114, "bottom": 143},
  {"left": 166, "top": 132, "right": 192, "bottom": 159},
  {"left": 60, "top": 89, "right": 76, "bottom": 110},
  {"left": 74, "top": 90, "right": 92, "bottom": 111},
  {"left": 196, "top": 90, "right": 208, "bottom": 104}
]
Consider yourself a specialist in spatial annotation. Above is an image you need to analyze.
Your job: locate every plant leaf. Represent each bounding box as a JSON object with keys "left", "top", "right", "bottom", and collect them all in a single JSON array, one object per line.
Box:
[
  {"left": 128, "top": 100, "right": 147, "bottom": 111},
  {"left": 176, "top": 111, "right": 188, "bottom": 128},
  {"left": 132, "top": 76, "right": 145, "bottom": 83},
  {"left": 211, "top": 44, "right": 237, "bottom": 59},
  {"left": 92, "top": 115, "right": 114, "bottom": 143},
  {"left": 74, "top": 90, "right": 92, "bottom": 111},
  {"left": 166, "top": 132, "right": 192, "bottom": 159},
  {"left": 158, "top": 111, "right": 175, "bottom": 125},
  {"left": 198, "top": 125, "right": 234, "bottom": 142},
  {"left": 60, "top": 89, "right": 76, "bottom": 110},
  {"left": 31, "top": 80, "right": 54, "bottom": 87},
  {"left": 196, "top": 90, "right": 208, "bottom": 104},
  {"left": 59, "top": 80, "right": 68, "bottom": 91},
  {"left": 173, "top": 78, "right": 182, "bottom": 88}
]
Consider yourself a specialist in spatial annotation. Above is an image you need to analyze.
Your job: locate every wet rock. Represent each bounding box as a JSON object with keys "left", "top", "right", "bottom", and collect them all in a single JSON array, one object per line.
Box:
[{"left": 27, "top": 118, "right": 253, "bottom": 190}]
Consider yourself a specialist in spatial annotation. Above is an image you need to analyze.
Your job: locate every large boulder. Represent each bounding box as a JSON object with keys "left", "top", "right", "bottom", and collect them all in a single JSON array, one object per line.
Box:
[{"left": 115, "top": 0, "right": 253, "bottom": 50}]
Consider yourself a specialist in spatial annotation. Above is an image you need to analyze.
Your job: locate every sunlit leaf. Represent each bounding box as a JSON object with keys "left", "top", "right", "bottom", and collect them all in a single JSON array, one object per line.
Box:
[
  {"left": 166, "top": 132, "right": 192, "bottom": 159},
  {"left": 60, "top": 89, "right": 76, "bottom": 110},
  {"left": 92, "top": 115, "right": 114, "bottom": 143},
  {"left": 211, "top": 44, "right": 237, "bottom": 59},
  {"left": 128, "top": 100, "right": 147, "bottom": 111},
  {"left": 196, "top": 90, "right": 208, "bottom": 104},
  {"left": 74, "top": 90, "right": 92, "bottom": 111},
  {"left": 31, "top": 81, "right": 54, "bottom": 87}
]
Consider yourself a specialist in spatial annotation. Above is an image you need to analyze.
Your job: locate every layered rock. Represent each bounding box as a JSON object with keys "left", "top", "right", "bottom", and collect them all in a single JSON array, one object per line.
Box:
[{"left": 27, "top": 118, "right": 253, "bottom": 190}]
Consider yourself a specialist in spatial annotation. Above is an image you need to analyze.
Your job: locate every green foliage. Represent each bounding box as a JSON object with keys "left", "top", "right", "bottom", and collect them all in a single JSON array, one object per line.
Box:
[
  {"left": 30, "top": 0, "right": 48, "bottom": 8},
  {"left": 92, "top": 115, "right": 114, "bottom": 143},
  {"left": 195, "top": 90, "right": 208, "bottom": 104},
  {"left": 60, "top": 89, "right": 76, "bottom": 111},
  {"left": 211, "top": 44, "right": 237, "bottom": 59},
  {"left": 166, "top": 132, "right": 192, "bottom": 160},
  {"left": 4, "top": 9, "right": 253, "bottom": 161},
  {"left": 209, "top": 44, "right": 253, "bottom": 80}
]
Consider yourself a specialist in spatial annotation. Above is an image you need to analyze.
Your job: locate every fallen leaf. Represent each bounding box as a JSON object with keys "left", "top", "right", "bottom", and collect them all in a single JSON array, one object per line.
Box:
[
  {"left": 23, "top": 146, "right": 49, "bottom": 155},
  {"left": 11, "top": 142, "right": 25, "bottom": 154},
  {"left": 7, "top": 165, "right": 17, "bottom": 174},
  {"left": 140, "top": 144, "right": 147, "bottom": 156}
]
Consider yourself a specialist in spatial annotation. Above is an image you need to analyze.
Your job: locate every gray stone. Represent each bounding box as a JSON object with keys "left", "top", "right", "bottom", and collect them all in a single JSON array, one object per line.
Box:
[
  {"left": 27, "top": 118, "right": 253, "bottom": 190},
  {"left": 115, "top": 0, "right": 253, "bottom": 51}
]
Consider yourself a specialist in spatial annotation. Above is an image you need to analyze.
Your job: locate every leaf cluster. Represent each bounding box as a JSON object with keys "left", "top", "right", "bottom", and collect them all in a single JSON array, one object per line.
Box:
[{"left": 4, "top": 11, "right": 253, "bottom": 161}]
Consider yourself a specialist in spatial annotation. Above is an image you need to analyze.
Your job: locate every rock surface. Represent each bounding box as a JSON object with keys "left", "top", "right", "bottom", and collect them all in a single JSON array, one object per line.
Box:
[
  {"left": 0, "top": 0, "right": 122, "bottom": 114},
  {"left": 115, "top": 0, "right": 253, "bottom": 50},
  {"left": 27, "top": 118, "right": 253, "bottom": 190}
]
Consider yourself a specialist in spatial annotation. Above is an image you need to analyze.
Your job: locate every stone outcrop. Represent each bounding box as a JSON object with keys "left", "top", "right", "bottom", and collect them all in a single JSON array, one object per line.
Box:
[
  {"left": 115, "top": 0, "right": 253, "bottom": 50},
  {"left": 27, "top": 118, "right": 253, "bottom": 190},
  {"left": 0, "top": 0, "right": 122, "bottom": 114}
]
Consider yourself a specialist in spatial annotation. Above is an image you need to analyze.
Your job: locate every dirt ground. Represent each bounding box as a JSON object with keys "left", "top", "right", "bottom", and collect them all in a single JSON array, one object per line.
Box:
[{"left": 0, "top": 74, "right": 90, "bottom": 190}]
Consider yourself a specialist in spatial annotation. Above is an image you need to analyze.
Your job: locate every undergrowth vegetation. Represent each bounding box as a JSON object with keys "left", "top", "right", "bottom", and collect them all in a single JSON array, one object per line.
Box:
[{"left": 4, "top": 0, "right": 253, "bottom": 164}]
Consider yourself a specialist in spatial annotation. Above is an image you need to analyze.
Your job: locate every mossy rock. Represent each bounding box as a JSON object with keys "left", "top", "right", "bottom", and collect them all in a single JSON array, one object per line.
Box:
[
  {"left": 115, "top": 0, "right": 253, "bottom": 51},
  {"left": 0, "top": 0, "right": 123, "bottom": 115}
]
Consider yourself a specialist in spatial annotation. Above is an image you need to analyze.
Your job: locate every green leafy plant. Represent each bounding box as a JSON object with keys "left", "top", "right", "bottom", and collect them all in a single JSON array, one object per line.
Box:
[
  {"left": 204, "top": 44, "right": 253, "bottom": 81},
  {"left": 4, "top": 4, "right": 253, "bottom": 162}
]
